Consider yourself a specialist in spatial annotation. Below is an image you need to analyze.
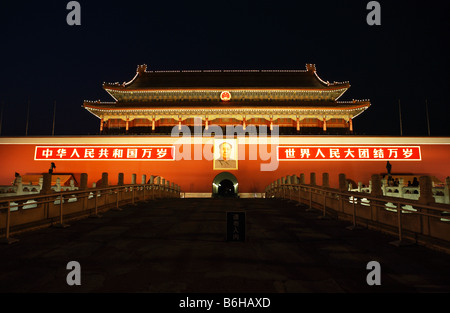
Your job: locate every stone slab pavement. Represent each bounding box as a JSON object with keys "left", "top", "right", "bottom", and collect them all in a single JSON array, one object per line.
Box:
[{"left": 1, "top": 198, "right": 450, "bottom": 293}]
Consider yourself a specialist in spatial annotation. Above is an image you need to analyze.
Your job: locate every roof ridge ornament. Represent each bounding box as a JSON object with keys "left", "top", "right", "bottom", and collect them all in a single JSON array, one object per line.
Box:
[
  {"left": 306, "top": 63, "right": 316, "bottom": 72},
  {"left": 137, "top": 64, "right": 147, "bottom": 74}
]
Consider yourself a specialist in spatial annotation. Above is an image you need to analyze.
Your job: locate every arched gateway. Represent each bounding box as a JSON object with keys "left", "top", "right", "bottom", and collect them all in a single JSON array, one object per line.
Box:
[{"left": 212, "top": 172, "right": 238, "bottom": 198}]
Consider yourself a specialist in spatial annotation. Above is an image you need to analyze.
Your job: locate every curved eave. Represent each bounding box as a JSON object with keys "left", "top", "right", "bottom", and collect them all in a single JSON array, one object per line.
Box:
[
  {"left": 85, "top": 104, "right": 369, "bottom": 112},
  {"left": 83, "top": 101, "right": 370, "bottom": 119}
]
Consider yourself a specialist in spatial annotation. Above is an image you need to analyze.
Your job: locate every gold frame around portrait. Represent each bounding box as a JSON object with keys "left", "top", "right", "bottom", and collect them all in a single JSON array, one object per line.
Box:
[{"left": 213, "top": 139, "right": 238, "bottom": 170}]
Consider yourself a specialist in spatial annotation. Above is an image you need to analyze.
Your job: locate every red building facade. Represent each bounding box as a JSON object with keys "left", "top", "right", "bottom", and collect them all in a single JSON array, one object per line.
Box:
[{"left": 1, "top": 136, "right": 449, "bottom": 197}]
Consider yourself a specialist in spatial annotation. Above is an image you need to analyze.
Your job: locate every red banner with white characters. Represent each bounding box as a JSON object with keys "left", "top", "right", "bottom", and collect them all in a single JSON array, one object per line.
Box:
[
  {"left": 35, "top": 146, "right": 175, "bottom": 160},
  {"left": 277, "top": 146, "right": 421, "bottom": 161}
]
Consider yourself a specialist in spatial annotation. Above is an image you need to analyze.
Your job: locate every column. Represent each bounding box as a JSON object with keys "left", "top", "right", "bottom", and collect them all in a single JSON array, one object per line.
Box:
[
  {"left": 126, "top": 118, "right": 129, "bottom": 132},
  {"left": 205, "top": 117, "right": 209, "bottom": 130},
  {"left": 349, "top": 117, "right": 353, "bottom": 132},
  {"left": 323, "top": 117, "right": 327, "bottom": 132},
  {"left": 100, "top": 118, "right": 104, "bottom": 132},
  {"left": 152, "top": 118, "right": 155, "bottom": 131},
  {"left": 178, "top": 117, "right": 182, "bottom": 131},
  {"left": 296, "top": 117, "right": 300, "bottom": 131},
  {"left": 243, "top": 117, "right": 246, "bottom": 130}
]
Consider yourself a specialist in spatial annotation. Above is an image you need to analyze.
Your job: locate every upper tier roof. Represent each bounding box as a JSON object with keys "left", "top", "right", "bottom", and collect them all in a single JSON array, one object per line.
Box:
[{"left": 103, "top": 64, "right": 349, "bottom": 91}]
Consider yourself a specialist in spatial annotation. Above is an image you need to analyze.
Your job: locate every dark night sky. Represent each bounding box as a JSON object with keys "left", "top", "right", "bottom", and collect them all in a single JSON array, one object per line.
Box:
[{"left": 0, "top": 0, "right": 449, "bottom": 137}]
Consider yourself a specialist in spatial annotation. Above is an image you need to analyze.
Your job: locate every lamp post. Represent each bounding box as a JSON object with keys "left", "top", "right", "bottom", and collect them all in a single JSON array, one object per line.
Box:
[
  {"left": 52, "top": 101, "right": 56, "bottom": 136},
  {"left": 398, "top": 99, "right": 403, "bottom": 136}
]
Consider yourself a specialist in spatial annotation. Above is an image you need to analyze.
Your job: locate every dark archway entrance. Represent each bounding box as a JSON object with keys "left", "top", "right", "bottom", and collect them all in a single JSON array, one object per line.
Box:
[
  {"left": 212, "top": 172, "right": 238, "bottom": 198},
  {"left": 218, "top": 179, "right": 235, "bottom": 197}
]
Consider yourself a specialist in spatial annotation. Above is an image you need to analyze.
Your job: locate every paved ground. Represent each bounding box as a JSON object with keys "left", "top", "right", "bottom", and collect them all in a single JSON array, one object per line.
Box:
[{"left": 1, "top": 198, "right": 450, "bottom": 293}]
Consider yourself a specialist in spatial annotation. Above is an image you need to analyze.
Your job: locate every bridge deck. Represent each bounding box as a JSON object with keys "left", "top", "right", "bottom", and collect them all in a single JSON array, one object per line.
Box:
[{"left": 1, "top": 198, "right": 450, "bottom": 293}]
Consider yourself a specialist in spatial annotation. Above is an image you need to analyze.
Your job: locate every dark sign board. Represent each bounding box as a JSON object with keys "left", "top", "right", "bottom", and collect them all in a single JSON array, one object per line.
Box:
[{"left": 226, "top": 211, "right": 246, "bottom": 242}]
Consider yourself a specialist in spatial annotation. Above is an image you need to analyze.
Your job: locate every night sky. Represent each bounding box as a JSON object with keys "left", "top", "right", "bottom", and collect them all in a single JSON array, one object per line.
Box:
[{"left": 0, "top": 0, "right": 449, "bottom": 137}]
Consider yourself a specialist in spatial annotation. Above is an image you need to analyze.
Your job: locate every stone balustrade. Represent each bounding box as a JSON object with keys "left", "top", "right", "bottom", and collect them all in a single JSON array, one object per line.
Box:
[
  {"left": 0, "top": 172, "right": 182, "bottom": 243},
  {"left": 0, "top": 175, "right": 79, "bottom": 197},
  {"left": 348, "top": 176, "right": 449, "bottom": 204},
  {"left": 265, "top": 172, "right": 450, "bottom": 253}
]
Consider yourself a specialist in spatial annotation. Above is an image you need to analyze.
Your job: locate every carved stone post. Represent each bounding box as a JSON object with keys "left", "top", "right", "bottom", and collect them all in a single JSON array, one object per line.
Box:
[
  {"left": 118, "top": 173, "right": 124, "bottom": 186},
  {"left": 339, "top": 173, "right": 347, "bottom": 191},
  {"left": 55, "top": 177, "right": 61, "bottom": 192},
  {"left": 444, "top": 177, "right": 450, "bottom": 204},
  {"left": 40, "top": 173, "right": 53, "bottom": 218},
  {"left": 286, "top": 175, "right": 291, "bottom": 184},
  {"left": 310, "top": 172, "right": 316, "bottom": 186},
  {"left": 418, "top": 176, "right": 435, "bottom": 205},
  {"left": 41, "top": 173, "right": 52, "bottom": 194},
  {"left": 299, "top": 173, "right": 305, "bottom": 184},
  {"left": 101, "top": 172, "right": 108, "bottom": 188},
  {"left": 80, "top": 173, "right": 88, "bottom": 190},
  {"left": 371, "top": 174, "right": 382, "bottom": 197},
  {"left": 15, "top": 175, "right": 23, "bottom": 195},
  {"left": 370, "top": 174, "right": 383, "bottom": 223},
  {"left": 322, "top": 173, "right": 329, "bottom": 188},
  {"left": 79, "top": 173, "right": 88, "bottom": 210},
  {"left": 156, "top": 176, "right": 161, "bottom": 199},
  {"left": 399, "top": 178, "right": 404, "bottom": 197}
]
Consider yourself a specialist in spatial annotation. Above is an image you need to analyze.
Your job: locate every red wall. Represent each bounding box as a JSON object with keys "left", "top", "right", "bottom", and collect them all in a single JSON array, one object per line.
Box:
[{"left": 1, "top": 136, "right": 449, "bottom": 193}]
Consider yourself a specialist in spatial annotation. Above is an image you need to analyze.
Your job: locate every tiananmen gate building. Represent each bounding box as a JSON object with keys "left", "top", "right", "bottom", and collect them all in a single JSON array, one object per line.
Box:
[
  {"left": 1, "top": 64, "right": 449, "bottom": 198},
  {"left": 83, "top": 64, "right": 370, "bottom": 135}
]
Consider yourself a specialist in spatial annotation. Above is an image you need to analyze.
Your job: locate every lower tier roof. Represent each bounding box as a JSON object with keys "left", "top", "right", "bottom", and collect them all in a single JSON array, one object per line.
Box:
[{"left": 83, "top": 100, "right": 370, "bottom": 121}]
